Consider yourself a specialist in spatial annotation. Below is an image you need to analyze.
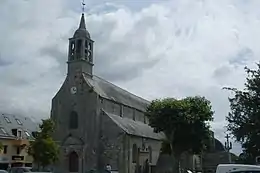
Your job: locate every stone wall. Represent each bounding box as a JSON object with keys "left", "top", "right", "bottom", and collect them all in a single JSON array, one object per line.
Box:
[
  {"left": 51, "top": 74, "right": 99, "bottom": 173},
  {"left": 99, "top": 111, "right": 162, "bottom": 173},
  {"left": 99, "top": 111, "right": 124, "bottom": 172}
]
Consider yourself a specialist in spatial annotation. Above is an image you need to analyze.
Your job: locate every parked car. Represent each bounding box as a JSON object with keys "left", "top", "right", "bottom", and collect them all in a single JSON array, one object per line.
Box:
[
  {"left": 9, "top": 167, "right": 32, "bottom": 173},
  {"left": 216, "top": 164, "right": 260, "bottom": 173},
  {"left": 0, "top": 170, "right": 8, "bottom": 173}
]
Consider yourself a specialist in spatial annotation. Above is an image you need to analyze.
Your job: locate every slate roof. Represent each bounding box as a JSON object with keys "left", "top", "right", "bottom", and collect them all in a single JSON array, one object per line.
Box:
[
  {"left": 83, "top": 74, "right": 150, "bottom": 111},
  {"left": 0, "top": 112, "right": 39, "bottom": 140},
  {"left": 104, "top": 111, "right": 165, "bottom": 140},
  {"left": 73, "top": 13, "right": 91, "bottom": 39}
]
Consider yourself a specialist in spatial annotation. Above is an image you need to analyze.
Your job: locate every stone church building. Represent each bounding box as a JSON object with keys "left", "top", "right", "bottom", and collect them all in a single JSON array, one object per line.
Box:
[{"left": 51, "top": 13, "right": 165, "bottom": 173}]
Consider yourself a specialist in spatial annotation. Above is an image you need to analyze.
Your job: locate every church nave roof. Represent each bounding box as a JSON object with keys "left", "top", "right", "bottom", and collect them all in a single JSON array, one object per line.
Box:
[
  {"left": 83, "top": 74, "right": 150, "bottom": 112},
  {"left": 103, "top": 110, "right": 165, "bottom": 140}
]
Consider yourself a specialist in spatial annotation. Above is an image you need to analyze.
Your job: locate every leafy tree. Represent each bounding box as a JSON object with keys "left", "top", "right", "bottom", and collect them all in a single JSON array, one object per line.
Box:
[
  {"left": 225, "top": 63, "right": 260, "bottom": 161},
  {"left": 160, "top": 140, "right": 172, "bottom": 155},
  {"left": 235, "top": 152, "right": 254, "bottom": 164},
  {"left": 146, "top": 96, "right": 214, "bottom": 173},
  {"left": 28, "top": 119, "right": 59, "bottom": 170}
]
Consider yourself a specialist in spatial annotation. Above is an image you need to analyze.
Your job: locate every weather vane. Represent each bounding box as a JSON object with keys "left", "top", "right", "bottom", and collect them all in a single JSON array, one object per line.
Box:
[{"left": 82, "top": 0, "right": 86, "bottom": 13}]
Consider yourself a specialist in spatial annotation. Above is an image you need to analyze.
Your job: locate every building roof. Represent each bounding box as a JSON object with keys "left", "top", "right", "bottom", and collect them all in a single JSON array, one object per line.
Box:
[
  {"left": 73, "top": 13, "right": 91, "bottom": 39},
  {"left": 84, "top": 74, "right": 150, "bottom": 112},
  {"left": 202, "top": 151, "right": 231, "bottom": 166},
  {"left": 214, "top": 138, "right": 225, "bottom": 152},
  {"left": 0, "top": 112, "right": 39, "bottom": 140},
  {"left": 104, "top": 111, "right": 165, "bottom": 140}
]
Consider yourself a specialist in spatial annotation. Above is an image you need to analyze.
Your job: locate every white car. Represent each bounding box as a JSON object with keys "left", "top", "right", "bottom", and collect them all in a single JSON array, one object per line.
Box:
[
  {"left": 216, "top": 164, "right": 260, "bottom": 173},
  {"left": 0, "top": 170, "right": 8, "bottom": 173},
  {"left": 9, "top": 167, "right": 51, "bottom": 173}
]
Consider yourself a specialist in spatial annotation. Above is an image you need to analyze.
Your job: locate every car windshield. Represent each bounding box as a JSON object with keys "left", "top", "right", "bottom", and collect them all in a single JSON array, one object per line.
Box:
[
  {"left": 231, "top": 171, "right": 260, "bottom": 173},
  {"left": 23, "top": 169, "right": 30, "bottom": 172},
  {"left": 22, "top": 168, "right": 32, "bottom": 172},
  {"left": 10, "top": 167, "right": 32, "bottom": 173}
]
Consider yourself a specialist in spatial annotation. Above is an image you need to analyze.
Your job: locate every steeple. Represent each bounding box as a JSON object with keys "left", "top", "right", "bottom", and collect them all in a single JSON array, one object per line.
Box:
[
  {"left": 73, "top": 13, "right": 90, "bottom": 38},
  {"left": 79, "top": 13, "right": 86, "bottom": 29},
  {"left": 67, "top": 13, "right": 94, "bottom": 77}
]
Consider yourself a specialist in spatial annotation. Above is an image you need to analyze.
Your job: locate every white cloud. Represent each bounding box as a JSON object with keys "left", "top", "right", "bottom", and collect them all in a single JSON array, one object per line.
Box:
[{"left": 2, "top": 0, "right": 260, "bottom": 154}]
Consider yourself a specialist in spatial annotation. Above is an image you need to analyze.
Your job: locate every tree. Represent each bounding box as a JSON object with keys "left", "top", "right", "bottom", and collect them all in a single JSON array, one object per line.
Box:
[
  {"left": 225, "top": 63, "right": 260, "bottom": 162},
  {"left": 28, "top": 119, "right": 59, "bottom": 170},
  {"left": 235, "top": 152, "right": 254, "bottom": 164},
  {"left": 146, "top": 96, "right": 214, "bottom": 173}
]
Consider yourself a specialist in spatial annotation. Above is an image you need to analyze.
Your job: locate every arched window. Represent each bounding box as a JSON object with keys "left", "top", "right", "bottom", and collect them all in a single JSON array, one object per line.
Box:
[
  {"left": 69, "top": 111, "right": 78, "bottom": 129},
  {"left": 148, "top": 146, "right": 152, "bottom": 163},
  {"left": 76, "top": 40, "right": 82, "bottom": 59},
  {"left": 69, "top": 151, "right": 79, "bottom": 172},
  {"left": 132, "top": 144, "right": 138, "bottom": 163}
]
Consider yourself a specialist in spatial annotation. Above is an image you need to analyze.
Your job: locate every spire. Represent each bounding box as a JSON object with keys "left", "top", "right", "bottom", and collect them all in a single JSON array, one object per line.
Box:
[
  {"left": 79, "top": 0, "right": 86, "bottom": 29},
  {"left": 79, "top": 13, "right": 86, "bottom": 29},
  {"left": 73, "top": 13, "right": 90, "bottom": 38},
  {"left": 67, "top": 1, "right": 94, "bottom": 77}
]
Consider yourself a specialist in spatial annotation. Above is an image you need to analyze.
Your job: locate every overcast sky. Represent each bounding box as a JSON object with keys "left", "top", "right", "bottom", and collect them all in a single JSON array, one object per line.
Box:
[{"left": 1, "top": 0, "right": 259, "bottom": 154}]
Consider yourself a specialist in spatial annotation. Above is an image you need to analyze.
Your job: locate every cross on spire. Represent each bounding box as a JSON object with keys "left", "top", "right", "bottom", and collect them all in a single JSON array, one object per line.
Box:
[
  {"left": 82, "top": 0, "right": 86, "bottom": 13},
  {"left": 225, "top": 134, "right": 232, "bottom": 150}
]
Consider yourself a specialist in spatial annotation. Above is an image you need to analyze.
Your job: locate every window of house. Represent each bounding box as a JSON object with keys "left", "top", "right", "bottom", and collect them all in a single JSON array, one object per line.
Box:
[
  {"left": 15, "top": 119, "right": 22, "bottom": 125},
  {"left": 132, "top": 144, "right": 138, "bottom": 163},
  {"left": 16, "top": 147, "right": 20, "bottom": 154},
  {"left": 69, "top": 111, "right": 78, "bottom": 129},
  {"left": 120, "top": 105, "right": 123, "bottom": 117},
  {"left": 3, "top": 145, "right": 7, "bottom": 154},
  {"left": 111, "top": 103, "right": 116, "bottom": 113},
  {"left": 0, "top": 128, "right": 7, "bottom": 135},
  {"left": 69, "top": 151, "right": 79, "bottom": 172},
  {"left": 4, "top": 117, "right": 11, "bottom": 123},
  {"left": 25, "top": 131, "right": 30, "bottom": 137},
  {"left": 17, "top": 130, "right": 22, "bottom": 138},
  {"left": 110, "top": 97, "right": 116, "bottom": 101},
  {"left": 148, "top": 146, "right": 152, "bottom": 163}
]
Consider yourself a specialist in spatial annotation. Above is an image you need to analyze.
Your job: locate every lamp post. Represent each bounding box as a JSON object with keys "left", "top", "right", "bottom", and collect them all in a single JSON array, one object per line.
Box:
[{"left": 224, "top": 134, "right": 232, "bottom": 163}]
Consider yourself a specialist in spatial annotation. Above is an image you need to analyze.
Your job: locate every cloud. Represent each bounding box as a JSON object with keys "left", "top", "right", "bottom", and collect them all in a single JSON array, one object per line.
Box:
[{"left": 2, "top": 0, "right": 260, "bottom": 154}]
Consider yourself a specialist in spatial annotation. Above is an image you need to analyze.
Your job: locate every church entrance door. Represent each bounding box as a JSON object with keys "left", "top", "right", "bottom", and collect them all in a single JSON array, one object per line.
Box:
[{"left": 69, "top": 151, "right": 79, "bottom": 172}]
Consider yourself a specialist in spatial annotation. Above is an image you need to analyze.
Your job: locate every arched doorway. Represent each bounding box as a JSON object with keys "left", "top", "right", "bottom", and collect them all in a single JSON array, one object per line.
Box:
[{"left": 69, "top": 151, "right": 79, "bottom": 172}]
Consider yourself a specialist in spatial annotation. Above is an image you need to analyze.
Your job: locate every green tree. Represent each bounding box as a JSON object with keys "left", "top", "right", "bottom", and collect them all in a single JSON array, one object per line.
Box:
[
  {"left": 225, "top": 63, "right": 260, "bottom": 162},
  {"left": 146, "top": 96, "right": 213, "bottom": 173},
  {"left": 28, "top": 119, "right": 59, "bottom": 170},
  {"left": 235, "top": 152, "right": 254, "bottom": 164}
]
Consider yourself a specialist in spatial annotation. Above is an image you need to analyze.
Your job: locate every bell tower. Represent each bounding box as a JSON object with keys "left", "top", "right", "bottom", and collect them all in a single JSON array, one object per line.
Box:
[{"left": 67, "top": 13, "right": 94, "bottom": 77}]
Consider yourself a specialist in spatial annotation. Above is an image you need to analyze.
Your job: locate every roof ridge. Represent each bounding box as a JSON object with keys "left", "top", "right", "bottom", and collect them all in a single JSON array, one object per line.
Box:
[
  {"left": 93, "top": 75, "right": 150, "bottom": 103},
  {"left": 0, "top": 112, "right": 32, "bottom": 120}
]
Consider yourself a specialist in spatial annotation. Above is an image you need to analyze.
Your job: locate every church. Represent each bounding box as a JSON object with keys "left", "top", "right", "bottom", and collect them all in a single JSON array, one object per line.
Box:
[{"left": 50, "top": 12, "right": 165, "bottom": 173}]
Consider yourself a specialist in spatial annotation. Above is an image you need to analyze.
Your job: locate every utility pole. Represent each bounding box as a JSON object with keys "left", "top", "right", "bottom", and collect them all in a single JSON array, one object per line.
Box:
[{"left": 225, "top": 134, "right": 232, "bottom": 163}]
